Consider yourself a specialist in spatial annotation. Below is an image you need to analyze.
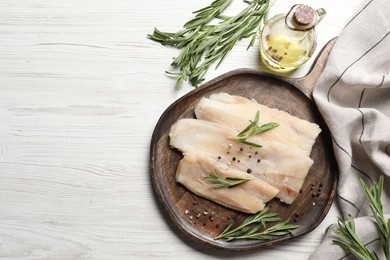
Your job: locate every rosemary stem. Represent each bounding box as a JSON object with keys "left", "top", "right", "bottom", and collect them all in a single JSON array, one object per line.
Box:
[{"left": 148, "top": 0, "right": 271, "bottom": 88}]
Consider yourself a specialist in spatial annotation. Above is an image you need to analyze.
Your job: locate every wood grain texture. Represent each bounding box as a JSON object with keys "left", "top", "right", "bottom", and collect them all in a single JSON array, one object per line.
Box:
[
  {"left": 0, "top": 0, "right": 363, "bottom": 259},
  {"left": 150, "top": 42, "right": 337, "bottom": 249}
]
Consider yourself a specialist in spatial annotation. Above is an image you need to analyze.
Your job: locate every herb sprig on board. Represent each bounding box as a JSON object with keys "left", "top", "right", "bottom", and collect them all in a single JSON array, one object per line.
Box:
[
  {"left": 148, "top": 0, "right": 271, "bottom": 88},
  {"left": 204, "top": 170, "right": 252, "bottom": 188},
  {"left": 215, "top": 206, "right": 299, "bottom": 241},
  {"left": 230, "top": 110, "right": 279, "bottom": 147},
  {"left": 331, "top": 176, "right": 390, "bottom": 260}
]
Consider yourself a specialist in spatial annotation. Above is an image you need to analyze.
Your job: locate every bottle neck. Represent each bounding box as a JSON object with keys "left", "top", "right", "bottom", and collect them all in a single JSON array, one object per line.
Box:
[{"left": 284, "top": 5, "right": 326, "bottom": 32}]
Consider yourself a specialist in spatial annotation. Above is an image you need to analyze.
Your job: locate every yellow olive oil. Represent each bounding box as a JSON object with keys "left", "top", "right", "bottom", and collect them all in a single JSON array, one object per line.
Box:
[{"left": 259, "top": 5, "right": 326, "bottom": 72}]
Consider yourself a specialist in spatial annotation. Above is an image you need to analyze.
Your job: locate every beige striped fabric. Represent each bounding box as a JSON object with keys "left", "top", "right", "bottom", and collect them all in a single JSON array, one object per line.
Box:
[{"left": 310, "top": 0, "right": 390, "bottom": 259}]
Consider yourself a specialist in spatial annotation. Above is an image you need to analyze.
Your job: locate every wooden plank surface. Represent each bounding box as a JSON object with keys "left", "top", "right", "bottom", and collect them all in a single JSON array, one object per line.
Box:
[{"left": 0, "top": 0, "right": 363, "bottom": 259}]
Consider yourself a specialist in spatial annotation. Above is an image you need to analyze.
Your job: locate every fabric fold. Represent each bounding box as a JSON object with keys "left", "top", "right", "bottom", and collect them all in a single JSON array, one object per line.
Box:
[{"left": 310, "top": 0, "right": 390, "bottom": 258}]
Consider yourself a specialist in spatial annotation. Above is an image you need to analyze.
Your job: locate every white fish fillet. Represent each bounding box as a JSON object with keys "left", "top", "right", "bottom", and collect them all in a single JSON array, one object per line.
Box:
[
  {"left": 176, "top": 153, "right": 279, "bottom": 213},
  {"left": 169, "top": 118, "right": 313, "bottom": 204},
  {"left": 194, "top": 92, "right": 321, "bottom": 156}
]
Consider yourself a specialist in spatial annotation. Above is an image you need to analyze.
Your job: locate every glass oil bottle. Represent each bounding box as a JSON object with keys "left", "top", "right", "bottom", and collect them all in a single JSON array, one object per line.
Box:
[{"left": 259, "top": 4, "right": 326, "bottom": 72}]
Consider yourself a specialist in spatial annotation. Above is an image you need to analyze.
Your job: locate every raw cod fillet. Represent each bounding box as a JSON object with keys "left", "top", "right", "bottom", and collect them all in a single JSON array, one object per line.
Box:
[
  {"left": 169, "top": 118, "right": 314, "bottom": 204},
  {"left": 194, "top": 92, "right": 321, "bottom": 156},
  {"left": 176, "top": 153, "right": 279, "bottom": 214}
]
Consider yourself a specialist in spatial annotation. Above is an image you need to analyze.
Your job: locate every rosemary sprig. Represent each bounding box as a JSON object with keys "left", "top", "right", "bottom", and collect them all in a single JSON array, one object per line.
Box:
[
  {"left": 215, "top": 206, "right": 299, "bottom": 241},
  {"left": 204, "top": 170, "right": 251, "bottom": 188},
  {"left": 149, "top": 0, "right": 232, "bottom": 48},
  {"left": 360, "top": 176, "right": 390, "bottom": 260},
  {"left": 331, "top": 176, "right": 390, "bottom": 260},
  {"left": 332, "top": 215, "right": 379, "bottom": 260},
  {"left": 230, "top": 111, "right": 279, "bottom": 147},
  {"left": 148, "top": 0, "right": 271, "bottom": 88},
  {"left": 184, "top": 0, "right": 233, "bottom": 30}
]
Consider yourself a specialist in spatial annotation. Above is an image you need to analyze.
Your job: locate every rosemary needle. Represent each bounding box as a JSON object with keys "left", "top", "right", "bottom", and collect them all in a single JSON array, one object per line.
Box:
[
  {"left": 204, "top": 170, "right": 252, "bottom": 188},
  {"left": 360, "top": 176, "right": 390, "bottom": 260},
  {"left": 215, "top": 206, "right": 299, "bottom": 241},
  {"left": 148, "top": 0, "right": 271, "bottom": 88},
  {"left": 331, "top": 176, "right": 389, "bottom": 260},
  {"left": 332, "top": 215, "right": 379, "bottom": 260},
  {"left": 230, "top": 110, "right": 279, "bottom": 147}
]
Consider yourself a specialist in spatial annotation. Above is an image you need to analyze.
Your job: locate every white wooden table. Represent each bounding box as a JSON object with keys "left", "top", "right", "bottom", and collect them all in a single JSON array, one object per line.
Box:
[{"left": 0, "top": 0, "right": 364, "bottom": 259}]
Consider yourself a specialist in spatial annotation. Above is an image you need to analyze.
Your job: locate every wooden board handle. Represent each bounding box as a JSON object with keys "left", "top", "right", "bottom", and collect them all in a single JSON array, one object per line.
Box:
[{"left": 284, "top": 37, "right": 337, "bottom": 99}]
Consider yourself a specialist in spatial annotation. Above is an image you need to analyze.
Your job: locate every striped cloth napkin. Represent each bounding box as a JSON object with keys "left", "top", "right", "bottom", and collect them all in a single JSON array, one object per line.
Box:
[{"left": 310, "top": 0, "right": 390, "bottom": 259}]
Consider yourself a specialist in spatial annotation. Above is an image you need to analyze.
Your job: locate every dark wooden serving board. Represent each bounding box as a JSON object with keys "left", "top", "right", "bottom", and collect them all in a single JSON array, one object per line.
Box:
[{"left": 150, "top": 38, "right": 338, "bottom": 251}]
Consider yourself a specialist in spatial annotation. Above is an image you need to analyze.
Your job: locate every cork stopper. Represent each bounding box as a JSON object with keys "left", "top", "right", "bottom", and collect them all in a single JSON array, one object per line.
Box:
[{"left": 293, "top": 4, "right": 315, "bottom": 26}]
